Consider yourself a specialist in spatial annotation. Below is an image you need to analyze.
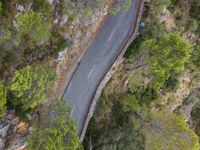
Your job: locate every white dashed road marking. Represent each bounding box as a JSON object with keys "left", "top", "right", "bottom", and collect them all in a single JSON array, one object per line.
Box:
[
  {"left": 107, "top": 28, "right": 116, "bottom": 42},
  {"left": 70, "top": 105, "right": 75, "bottom": 119},
  {"left": 87, "top": 65, "right": 95, "bottom": 79}
]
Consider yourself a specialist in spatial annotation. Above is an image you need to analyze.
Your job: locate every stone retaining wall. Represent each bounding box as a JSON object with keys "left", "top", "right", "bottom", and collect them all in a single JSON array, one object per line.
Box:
[{"left": 80, "top": 0, "right": 145, "bottom": 142}]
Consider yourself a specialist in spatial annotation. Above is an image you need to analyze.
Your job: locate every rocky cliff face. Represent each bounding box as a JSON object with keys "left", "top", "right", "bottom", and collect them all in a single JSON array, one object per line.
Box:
[{"left": 0, "top": 111, "right": 30, "bottom": 150}]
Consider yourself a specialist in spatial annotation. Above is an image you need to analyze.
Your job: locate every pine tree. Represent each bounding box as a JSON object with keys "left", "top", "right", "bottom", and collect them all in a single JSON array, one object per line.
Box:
[
  {"left": 28, "top": 100, "right": 82, "bottom": 150},
  {"left": 10, "top": 65, "right": 55, "bottom": 111}
]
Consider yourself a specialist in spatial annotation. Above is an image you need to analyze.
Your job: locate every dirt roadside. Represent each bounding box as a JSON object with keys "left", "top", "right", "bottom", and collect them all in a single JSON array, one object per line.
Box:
[{"left": 53, "top": 5, "right": 110, "bottom": 98}]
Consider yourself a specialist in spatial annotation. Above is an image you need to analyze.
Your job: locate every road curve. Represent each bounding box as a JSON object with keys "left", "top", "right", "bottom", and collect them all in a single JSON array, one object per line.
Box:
[{"left": 63, "top": 0, "right": 142, "bottom": 135}]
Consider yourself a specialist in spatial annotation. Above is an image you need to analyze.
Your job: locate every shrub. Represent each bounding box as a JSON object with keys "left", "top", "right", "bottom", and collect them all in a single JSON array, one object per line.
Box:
[
  {"left": 149, "top": 0, "right": 171, "bottom": 17},
  {"left": 142, "top": 32, "right": 191, "bottom": 89},
  {"left": 0, "top": 2, "right": 2, "bottom": 15},
  {"left": 190, "top": 0, "right": 200, "bottom": 20},
  {"left": 16, "top": 11, "right": 51, "bottom": 43},
  {"left": 32, "top": 0, "right": 52, "bottom": 16},
  {"left": 186, "top": 19, "right": 198, "bottom": 33},
  {"left": 122, "top": 94, "right": 141, "bottom": 112},
  {"left": 141, "top": 86, "right": 159, "bottom": 105},
  {"left": 164, "top": 76, "right": 180, "bottom": 92},
  {"left": 0, "top": 81, "right": 6, "bottom": 117},
  {"left": 10, "top": 65, "right": 56, "bottom": 112},
  {"left": 28, "top": 100, "right": 82, "bottom": 150}
]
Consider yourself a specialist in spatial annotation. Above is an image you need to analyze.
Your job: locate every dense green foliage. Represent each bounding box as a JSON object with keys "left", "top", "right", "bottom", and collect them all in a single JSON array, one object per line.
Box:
[
  {"left": 169, "top": 0, "right": 200, "bottom": 34},
  {"left": 122, "top": 94, "right": 141, "bottom": 112},
  {"left": 28, "top": 100, "right": 82, "bottom": 150},
  {"left": 190, "top": 0, "right": 200, "bottom": 20},
  {"left": 144, "top": 112, "right": 200, "bottom": 150},
  {"left": 0, "top": 0, "right": 70, "bottom": 75},
  {"left": 0, "top": 27, "right": 11, "bottom": 44},
  {"left": 124, "top": 19, "right": 166, "bottom": 58},
  {"left": 191, "top": 101, "right": 200, "bottom": 139},
  {"left": 0, "top": 81, "right": 6, "bottom": 116},
  {"left": 84, "top": 94, "right": 145, "bottom": 150},
  {"left": 94, "top": 125, "right": 145, "bottom": 150},
  {"left": 110, "top": 0, "right": 132, "bottom": 15},
  {"left": 191, "top": 44, "right": 200, "bottom": 69},
  {"left": 148, "top": 0, "right": 171, "bottom": 17},
  {"left": 0, "top": 1, "right": 2, "bottom": 15},
  {"left": 142, "top": 32, "right": 191, "bottom": 89},
  {"left": 85, "top": 93, "right": 200, "bottom": 150},
  {"left": 125, "top": 32, "right": 191, "bottom": 109},
  {"left": 10, "top": 65, "right": 55, "bottom": 112},
  {"left": 189, "top": 6, "right": 200, "bottom": 34},
  {"left": 16, "top": 11, "right": 51, "bottom": 43}
]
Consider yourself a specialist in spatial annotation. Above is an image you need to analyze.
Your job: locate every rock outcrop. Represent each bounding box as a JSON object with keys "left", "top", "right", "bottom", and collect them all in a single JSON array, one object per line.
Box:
[{"left": 0, "top": 112, "right": 30, "bottom": 150}]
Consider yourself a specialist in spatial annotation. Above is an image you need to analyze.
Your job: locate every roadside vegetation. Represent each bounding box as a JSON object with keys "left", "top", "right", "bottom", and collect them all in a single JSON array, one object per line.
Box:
[
  {"left": 0, "top": 0, "right": 111, "bottom": 149},
  {"left": 110, "top": 0, "right": 132, "bottom": 14},
  {"left": 0, "top": 0, "right": 199, "bottom": 149},
  {"left": 84, "top": 0, "right": 200, "bottom": 149},
  {"left": 28, "top": 100, "right": 82, "bottom": 150}
]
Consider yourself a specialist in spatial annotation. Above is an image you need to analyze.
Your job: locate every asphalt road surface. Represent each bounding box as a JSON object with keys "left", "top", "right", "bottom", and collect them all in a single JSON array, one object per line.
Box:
[{"left": 63, "top": 0, "right": 142, "bottom": 135}]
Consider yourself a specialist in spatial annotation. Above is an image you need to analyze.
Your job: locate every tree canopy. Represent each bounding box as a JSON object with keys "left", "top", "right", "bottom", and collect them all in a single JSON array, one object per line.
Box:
[
  {"left": 149, "top": 0, "right": 171, "bottom": 17},
  {"left": 142, "top": 32, "right": 191, "bottom": 89},
  {"left": 10, "top": 65, "right": 55, "bottom": 112},
  {"left": 0, "top": 81, "right": 6, "bottom": 116},
  {"left": 28, "top": 100, "right": 82, "bottom": 150},
  {"left": 16, "top": 11, "right": 51, "bottom": 43},
  {"left": 143, "top": 111, "right": 200, "bottom": 150},
  {"left": 94, "top": 125, "right": 145, "bottom": 150},
  {"left": 191, "top": 44, "right": 200, "bottom": 68},
  {"left": 0, "top": 2, "right": 3, "bottom": 16}
]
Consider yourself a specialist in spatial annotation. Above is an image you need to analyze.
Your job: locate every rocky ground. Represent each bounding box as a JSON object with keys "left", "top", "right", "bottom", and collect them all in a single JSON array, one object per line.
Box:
[{"left": 0, "top": 111, "right": 30, "bottom": 150}]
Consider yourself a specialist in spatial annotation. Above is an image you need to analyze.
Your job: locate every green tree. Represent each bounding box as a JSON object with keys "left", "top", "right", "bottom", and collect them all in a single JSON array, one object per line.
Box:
[
  {"left": 0, "top": 81, "right": 6, "bottom": 116},
  {"left": 28, "top": 100, "right": 82, "bottom": 150},
  {"left": 142, "top": 32, "right": 191, "bottom": 89},
  {"left": 16, "top": 11, "right": 51, "bottom": 43},
  {"left": 122, "top": 94, "right": 141, "bottom": 112},
  {"left": 0, "top": 1, "right": 3, "bottom": 15},
  {"left": 10, "top": 65, "right": 55, "bottom": 111},
  {"left": 149, "top": 0, "right": 171, "bottom": 17},
  {"left": 190, "top": 0, "right": 200, "bottom": 35},
  {"left": 142, "top": 111, "right": 200, "bottom": 150},
  {"left": 191, "top": 101, "right": 200, "bottom": 139},
  {"left": 168, "top": 0, "right": 181, "bottom": 11},
  {"left": 186, "top": 19, "right": 198, "bottom": 33},
  {"left": 0, "top": 26, "right": 11, "bottom": 44},
  {"left": 191, "top": 44, "right": 200, "bottom": 68},
  {"left": 190, "top": 0, "right": 200, "bottom": 20},
  {"left": 32, "top": 0, "right": 52, "bottom": 16},
  {"left": 94, "top": 125, "right": 145, "bottom": 150},
  {"left": 124, "top": 19, "right": 165, "bottom": 58},
  {"left": 141, "top": 20, "right": 165, "bottom": 39}
]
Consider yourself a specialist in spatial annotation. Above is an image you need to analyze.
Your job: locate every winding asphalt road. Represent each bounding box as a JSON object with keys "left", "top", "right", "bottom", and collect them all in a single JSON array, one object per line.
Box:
[{"left": 63, "top": 0, "right": 142, "bottom": 135}]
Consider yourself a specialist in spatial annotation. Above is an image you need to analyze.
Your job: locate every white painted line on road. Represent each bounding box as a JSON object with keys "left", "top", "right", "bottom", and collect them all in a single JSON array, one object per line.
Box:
[
  {"left": 107, "top": 28, "right": 116, "bottom": 42},
  {"left": 87, "top": 65, "right": 95, "bottom": 79},
  {"left": 70, "top": 105, "right": 75, "bottom": 119}
]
